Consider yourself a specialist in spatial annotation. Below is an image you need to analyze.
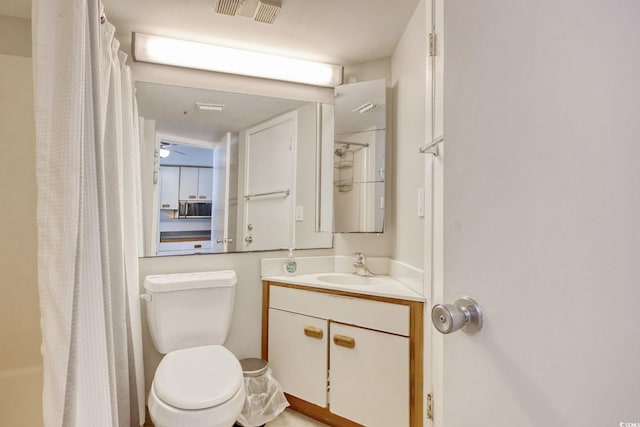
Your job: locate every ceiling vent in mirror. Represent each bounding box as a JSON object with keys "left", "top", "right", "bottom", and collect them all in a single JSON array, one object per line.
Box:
[
  {"left": 216, "top": 0, "right": 242, "bottom": 16},
  {"left": 253, "top": 0, "right": 281, "bottom": 24}
]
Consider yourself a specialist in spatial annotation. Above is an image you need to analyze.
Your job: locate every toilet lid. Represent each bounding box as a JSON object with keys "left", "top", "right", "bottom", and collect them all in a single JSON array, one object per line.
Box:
[{"left": 154, "top": 345, "right": 243, "bottom": 410}]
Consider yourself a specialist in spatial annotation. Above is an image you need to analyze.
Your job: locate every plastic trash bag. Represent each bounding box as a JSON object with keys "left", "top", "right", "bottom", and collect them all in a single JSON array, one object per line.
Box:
[{"left": 235, "top": 368, "right": 289, "bottom": 427}]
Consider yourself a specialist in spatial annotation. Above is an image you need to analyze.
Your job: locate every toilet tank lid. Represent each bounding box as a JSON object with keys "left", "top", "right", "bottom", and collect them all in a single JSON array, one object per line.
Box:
[{"left": 143, "top": 271, "right": 237, "bottom": 293}]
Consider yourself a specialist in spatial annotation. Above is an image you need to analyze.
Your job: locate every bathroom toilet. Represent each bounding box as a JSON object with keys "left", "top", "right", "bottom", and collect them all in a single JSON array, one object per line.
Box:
[{"left": 143, "top": 271, "right": 246, "bottom": 427}]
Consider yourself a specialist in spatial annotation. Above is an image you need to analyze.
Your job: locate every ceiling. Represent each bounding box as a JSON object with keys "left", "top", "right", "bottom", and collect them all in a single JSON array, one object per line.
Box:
[
  {"left": 1, "top": 0, "right": 421, "bottom": 66},
  {"left": 136, "top": 81, "right": 308, "bottom": 141}
]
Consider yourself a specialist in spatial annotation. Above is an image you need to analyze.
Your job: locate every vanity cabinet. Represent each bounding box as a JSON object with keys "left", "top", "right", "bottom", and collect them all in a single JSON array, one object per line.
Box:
[{"left": 262, "top": 281, "right": 423, "bottom": 427}]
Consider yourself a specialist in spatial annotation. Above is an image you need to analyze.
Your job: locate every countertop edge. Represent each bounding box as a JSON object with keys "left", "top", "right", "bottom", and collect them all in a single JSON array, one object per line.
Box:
[{"left": 262, "top": 274, "right": 426, "bottom": 303}]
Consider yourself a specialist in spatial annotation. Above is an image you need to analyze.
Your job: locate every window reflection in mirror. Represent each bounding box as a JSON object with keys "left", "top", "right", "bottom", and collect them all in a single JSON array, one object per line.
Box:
[
  {"left": 136, "top": 82, "right": 333, "bottom": 256},
  {"left": 333, "top": 79, "right": 387, "bottom": 233}
]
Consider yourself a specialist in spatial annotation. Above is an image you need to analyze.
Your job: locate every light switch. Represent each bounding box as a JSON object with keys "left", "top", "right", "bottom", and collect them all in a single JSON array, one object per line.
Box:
[
  {"left": 295, "top": 206, "right": 304, "bottom": 222},
  {"left": 417, "top": 188, "right": 425, "bottom": 218}
]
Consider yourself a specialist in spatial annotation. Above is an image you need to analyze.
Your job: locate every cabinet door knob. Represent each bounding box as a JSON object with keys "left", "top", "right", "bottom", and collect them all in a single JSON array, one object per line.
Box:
[
  {"left": 199, "top": 196, "right": 206, "bottom": 199},
  {"left": 194, "top": 244, "right": 202, "bottom": 249},
  {"left": 189, "top": 195, "right": 196, "bottom": 199},
  {"left": 161, "top": 204, "right": 170, "bottom": 208},
  {"left": 333, "top": 334, "right": 355, "bottom": 349},
  {"left": 303, "top": 326, "right": 323, "bottom": 339}
]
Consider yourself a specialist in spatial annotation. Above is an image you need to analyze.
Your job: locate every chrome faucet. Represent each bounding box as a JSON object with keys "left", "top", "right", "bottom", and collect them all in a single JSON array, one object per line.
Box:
[{"left": 353, "top": 252, "right": 375, "bottom": 277}]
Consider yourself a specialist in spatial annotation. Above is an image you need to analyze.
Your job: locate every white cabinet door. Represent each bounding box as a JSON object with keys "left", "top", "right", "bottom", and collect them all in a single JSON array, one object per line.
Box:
[
  {"left": 197, "top": 167, "right": 213, "bottom": 200},
  {"left": 329, "top": 322, "right": 409, "bottom": 427},
  {"left": 268, "top": 308, "right": 328, "bottom": 407},
  {"left": 179, "top": 167, "right": 199, "bottom": 200},
  {"left": 159, "top": 166, "right": 180, "bottom": 209}
]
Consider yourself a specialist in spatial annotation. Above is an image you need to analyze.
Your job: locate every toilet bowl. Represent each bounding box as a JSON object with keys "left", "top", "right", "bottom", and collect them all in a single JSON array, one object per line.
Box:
[
  {"left": 142, "top": 271, "right": 245, "bottom": 427},
  {"left": 148, "top": 345, "right": 246, "bottom": 427}
]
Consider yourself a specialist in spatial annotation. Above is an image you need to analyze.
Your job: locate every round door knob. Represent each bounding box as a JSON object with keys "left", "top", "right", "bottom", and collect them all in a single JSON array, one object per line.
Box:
[{"left": 431, "top": 296, "right": 483, "bottom": 334}]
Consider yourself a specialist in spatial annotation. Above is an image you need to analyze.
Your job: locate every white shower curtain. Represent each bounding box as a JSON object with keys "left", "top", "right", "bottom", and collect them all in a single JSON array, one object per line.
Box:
[{"left": 32, "top": 1, "right": 145, "bottom": 426}]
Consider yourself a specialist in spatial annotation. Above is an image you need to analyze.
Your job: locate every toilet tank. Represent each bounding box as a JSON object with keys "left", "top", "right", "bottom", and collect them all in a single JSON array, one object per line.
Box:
[{"left": 143, "top": 271, "right": 237, "bottom": 354}]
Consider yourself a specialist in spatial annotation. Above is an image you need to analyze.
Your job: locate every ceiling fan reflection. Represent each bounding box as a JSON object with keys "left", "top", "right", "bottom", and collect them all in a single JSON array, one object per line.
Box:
[{"left": 160, "top": 142, "right": 186, "bottom": 158}]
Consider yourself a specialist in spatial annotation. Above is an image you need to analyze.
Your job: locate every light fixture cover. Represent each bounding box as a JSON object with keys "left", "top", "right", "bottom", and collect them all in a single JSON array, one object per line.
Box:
[{"left": 132, "top": 32, "right": 343, "bottom": 87}]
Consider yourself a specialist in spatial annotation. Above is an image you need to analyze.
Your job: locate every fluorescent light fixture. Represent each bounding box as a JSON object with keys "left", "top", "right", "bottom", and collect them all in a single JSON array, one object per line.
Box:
[
  {"left": 132, "top": 32, "right": 343, "bottom": 87},
  {"left": 196, "top": 102, "right": 225, "bottom": 112},
  {"left": 353, "top": 102, "right": 377, "bottom": 114}
]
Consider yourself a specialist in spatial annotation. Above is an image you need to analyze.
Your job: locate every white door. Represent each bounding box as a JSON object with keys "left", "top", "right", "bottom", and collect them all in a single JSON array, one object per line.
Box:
[
  {"left": 212, "top": 135, "right": 230, "bottom": 253},
  {"left": 441, "top": 2, "right": 640, "bottom": 426},
  {"left": 243, "top": 112, "right": 296, "bottom": 251}
]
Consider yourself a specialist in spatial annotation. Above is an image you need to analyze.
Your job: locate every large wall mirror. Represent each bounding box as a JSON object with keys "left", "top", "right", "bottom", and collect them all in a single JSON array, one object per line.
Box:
[{"left": 137, "top": 82, "right": 333, "bottom": 256}]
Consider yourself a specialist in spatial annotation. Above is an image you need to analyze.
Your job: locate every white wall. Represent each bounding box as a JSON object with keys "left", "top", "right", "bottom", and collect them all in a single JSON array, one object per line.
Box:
[
  {"left": 390, "top": 0, "right": 427, "bottom": 270},
  {"left": 0, "top": 49, "right": 44, "bottom": 426}
]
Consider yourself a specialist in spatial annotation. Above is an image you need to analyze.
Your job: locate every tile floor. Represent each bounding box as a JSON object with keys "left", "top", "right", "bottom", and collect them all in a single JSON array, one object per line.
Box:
[{"left": 265, "top": 408, "right": 329, "bottom": 427}]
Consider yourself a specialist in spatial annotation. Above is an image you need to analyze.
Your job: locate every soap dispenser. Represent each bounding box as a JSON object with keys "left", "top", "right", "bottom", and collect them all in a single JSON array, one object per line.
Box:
[{"left": 284, "top": 248, "right": 297, "bottom": 275}]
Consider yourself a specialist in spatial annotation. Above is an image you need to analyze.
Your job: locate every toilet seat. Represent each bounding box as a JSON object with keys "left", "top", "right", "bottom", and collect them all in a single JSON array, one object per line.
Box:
[
  {"left": 153, "top": 345, "right": 243, "bottom": 410},
  {"left": 149, "top": 345, "right": 246, "bottom": 427}
]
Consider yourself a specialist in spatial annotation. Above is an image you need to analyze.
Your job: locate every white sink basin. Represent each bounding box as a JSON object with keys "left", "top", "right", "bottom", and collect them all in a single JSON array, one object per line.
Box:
[{"left": 316, "top": 273, "right": 383, "bottom": 286}]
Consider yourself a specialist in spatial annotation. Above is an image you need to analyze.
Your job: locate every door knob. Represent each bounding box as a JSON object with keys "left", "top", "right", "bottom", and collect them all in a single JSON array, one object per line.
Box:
[{"left": 432, "top": 296, "right": 483, "bottom": 334}]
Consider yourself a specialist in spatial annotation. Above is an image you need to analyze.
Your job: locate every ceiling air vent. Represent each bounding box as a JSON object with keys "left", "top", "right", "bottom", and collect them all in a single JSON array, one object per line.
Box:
[
  {"left": 216, "top": 0, "right": 241, "bottom": 16},
  {"left": 253, "top": 0, "right": 281, "bottom": 24}
]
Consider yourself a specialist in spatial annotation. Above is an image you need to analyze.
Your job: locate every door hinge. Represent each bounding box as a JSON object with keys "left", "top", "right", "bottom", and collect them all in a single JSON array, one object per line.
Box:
[
  {"left": 427, "top": 393, "right": 433, "bottom": 420},
  {"left": 428, "top": 33, "right": 437, "bottom": 57}
]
